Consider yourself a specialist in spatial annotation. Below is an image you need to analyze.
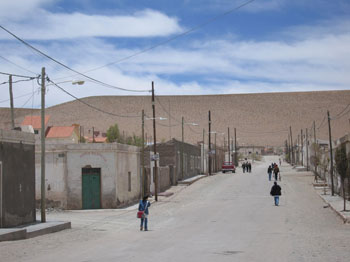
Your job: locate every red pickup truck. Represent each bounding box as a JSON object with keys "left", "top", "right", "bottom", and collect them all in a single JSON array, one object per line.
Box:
[{"left": 222, "top": 162, "right": 235, "bottom": 173}]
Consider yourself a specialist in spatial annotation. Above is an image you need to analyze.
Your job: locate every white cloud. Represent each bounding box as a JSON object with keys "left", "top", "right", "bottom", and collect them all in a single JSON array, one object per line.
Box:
[
  {"left": 1, "top": 14, "right": 350, "bottom": 107},
  {"left": 0, "top": 8, "right": 183, "bottom": 40}
]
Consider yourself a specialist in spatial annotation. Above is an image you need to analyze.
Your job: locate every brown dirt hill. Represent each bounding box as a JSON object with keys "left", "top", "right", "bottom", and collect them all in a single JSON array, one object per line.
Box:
[{"left": 1, "top": 90, "right": 350, "bottom": 147}]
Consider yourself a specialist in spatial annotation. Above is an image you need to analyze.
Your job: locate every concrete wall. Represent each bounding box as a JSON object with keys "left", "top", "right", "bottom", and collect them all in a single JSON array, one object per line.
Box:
[
  {"left": 0, "top": 130, "right": 36, "bottom": 228},
  {"left": 35, "top": 143, "right": 140, "bottom": 209}
]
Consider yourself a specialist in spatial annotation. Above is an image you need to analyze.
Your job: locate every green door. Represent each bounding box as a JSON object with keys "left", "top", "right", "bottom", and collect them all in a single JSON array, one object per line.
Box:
[{"left": 82, "top": 168, "right": 101, "bottom": 209}]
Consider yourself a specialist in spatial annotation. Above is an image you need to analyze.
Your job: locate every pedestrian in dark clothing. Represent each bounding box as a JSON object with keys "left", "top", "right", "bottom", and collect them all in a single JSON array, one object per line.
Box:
[
  {"left": 270, "top": 182, "right": 282, "bottom": 206},
  {"left": 273, "top": 165, "right": 280, "bottom": 181},
  {"left": 138, "top": 195, "right": 151, "bottom": 231},
  {"left": 242, "top": 162, "right": 246, "bottom": 173},
  {"left": 267, "top": 165, "right": 273, "bottom": 181},
  {"left": 247, "top": 162, "right": 252, "bottom": 173}
]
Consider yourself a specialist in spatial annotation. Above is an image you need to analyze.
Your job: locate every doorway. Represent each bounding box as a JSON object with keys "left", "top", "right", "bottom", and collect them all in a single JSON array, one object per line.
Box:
[{"left": 82, "top": 168, "right": 101, "bottom": 209}]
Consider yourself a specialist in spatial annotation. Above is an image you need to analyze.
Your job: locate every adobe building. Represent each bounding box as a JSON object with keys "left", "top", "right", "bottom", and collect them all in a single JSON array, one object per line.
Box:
[
  {"left": 0, "top": 129, "right": 36, "bottom": 228},
  {"left": 35, "top": 143, "right": 141, "bottom": 209}
]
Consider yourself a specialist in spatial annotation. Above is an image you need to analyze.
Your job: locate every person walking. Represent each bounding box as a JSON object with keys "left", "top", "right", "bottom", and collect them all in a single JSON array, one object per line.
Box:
[
  {"left": 273, "top": 164, "right": 280, "bottom": 181},
  {"left": 138, "top": 195, "right": 151, "bottom": 231},
  {"left": 242, "top": 162, "right": 246, "bottom": 173},
  {"left": 267, "top": 165, "right": 273, "bottom": 181},
  {"left": 270, "top": 182, "right": 282, "bottom": 206},
  {"left": 247, "top": 162, "right": 252, "bottom": 173}
]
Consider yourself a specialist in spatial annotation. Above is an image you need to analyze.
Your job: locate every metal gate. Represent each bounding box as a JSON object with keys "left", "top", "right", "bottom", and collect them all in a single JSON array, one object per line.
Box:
[{"left": 82, "top": 168, "right": 101, "bottom": 209}]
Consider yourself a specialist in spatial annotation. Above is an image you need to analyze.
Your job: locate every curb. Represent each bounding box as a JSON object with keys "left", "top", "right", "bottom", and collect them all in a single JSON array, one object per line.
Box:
[
  {"left": 0, "top": 221, "right": 71, "bottom": 242},
  {"left": 177, "top": 175, "right": 206, "bottom": 185},
  {"left": 315, "top": 191, "right": 350, "bottom": 224}
]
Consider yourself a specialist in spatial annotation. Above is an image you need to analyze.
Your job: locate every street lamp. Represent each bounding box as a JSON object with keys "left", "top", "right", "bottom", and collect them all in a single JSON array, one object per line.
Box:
[{"left": 181, "top": 117, "right": 198, "bottom": 180}]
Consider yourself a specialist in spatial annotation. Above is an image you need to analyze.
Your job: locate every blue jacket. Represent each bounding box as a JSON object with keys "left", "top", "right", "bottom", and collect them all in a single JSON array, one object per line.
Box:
[{"left": 138, "top": 200, "right": 151, "bottom": 215}]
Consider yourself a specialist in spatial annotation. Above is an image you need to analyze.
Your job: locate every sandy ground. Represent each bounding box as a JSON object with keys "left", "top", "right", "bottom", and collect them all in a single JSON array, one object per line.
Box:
[{"left": 1, "top": 156, "right": 350, "bottom": 262}]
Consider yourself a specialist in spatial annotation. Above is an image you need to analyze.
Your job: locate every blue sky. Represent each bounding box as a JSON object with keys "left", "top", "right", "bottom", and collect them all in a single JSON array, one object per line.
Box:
[{"left": 0, "top": 0, "right": 350, "bottom": 107}]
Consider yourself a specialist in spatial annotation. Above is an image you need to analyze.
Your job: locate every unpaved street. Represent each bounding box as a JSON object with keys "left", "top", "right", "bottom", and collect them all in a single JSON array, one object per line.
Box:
[{"left": 1, "top": 156, "right": 350, "bottom": 262}]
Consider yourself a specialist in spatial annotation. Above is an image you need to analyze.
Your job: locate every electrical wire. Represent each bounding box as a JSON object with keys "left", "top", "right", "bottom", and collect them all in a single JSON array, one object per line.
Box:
[
  {"left": 0, "top": 90, "right": 38, "bottom": 104},
  {"left": 0, "top": 77, "right": 37, "bottom": 86},
  {"left": 0, "top": 71, "right": 37, "bottom": 79},
  {"left": 0, "top": 54, "right": 38, "bottom": 75},
  {"left": 69, "top": 0, "right": 256, "bottom": 75},
  {"left": 47, "top": 78, "right": 142, "bottom": 118},
  {"left": 317, "top": 115, "right": 327, "bottom": 130},
  {"left": 0, "top": 25, "right": 151, "bottom": 93},
  {"left": 331, "top": 103, "right": 350, "bottom": 120}
]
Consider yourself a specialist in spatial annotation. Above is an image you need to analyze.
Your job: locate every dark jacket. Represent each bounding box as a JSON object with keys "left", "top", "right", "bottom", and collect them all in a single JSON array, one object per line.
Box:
[
  {"left": 138, "top": 200, "right": 151, "bottom": 215},
  {"left": 267, "top": 166, "right": 272, "bottom": 174},
  {"left": 273, "top": 166, "right": 280, "bottom": 174},
  {"left": 270, "top": 185, "right": 282, "bottom": 196}
]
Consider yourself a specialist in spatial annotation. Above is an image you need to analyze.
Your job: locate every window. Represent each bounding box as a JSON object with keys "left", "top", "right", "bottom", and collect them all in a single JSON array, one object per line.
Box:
[
  {"left": 34, "top": 130, "right": 39, "bottom": 134},
  {"left": 128, "top": 172, "right": 131, "bottom": 192}
]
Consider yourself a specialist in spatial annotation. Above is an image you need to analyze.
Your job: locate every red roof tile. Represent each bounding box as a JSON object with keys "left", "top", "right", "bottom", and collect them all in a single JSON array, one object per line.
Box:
[
  {"left": 21, "top": 115, "right": 50, "bottom": 129},
  {"left": 46, "top": 126, "right": 76, "bottom": 138}
]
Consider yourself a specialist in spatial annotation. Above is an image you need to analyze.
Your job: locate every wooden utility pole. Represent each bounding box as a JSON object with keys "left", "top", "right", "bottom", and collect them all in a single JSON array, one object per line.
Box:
[
  {"left": 298, "top": 135, "right": 300, "bottom": 165},
  {"left": 92, "top": 127, "right": 95, "bottom": 143},
  {"left": 234, "top": 128, "right": 237, "bottom": 166},
  {"left": 290, "top": 126, "right": 294, "bottom": 165},
  {"left": 202, "top": 128, "right": 205, "bottom": 174},
  {"left": 214, "top": 132, "right": 217, "bottom": 172},
  {"left": 301, "top": 129, "right": 304, "bottom": 166},
  {"left": 327, "top": 110, "right": 334, "bottom": 196},
  {"left": 313, "top": 120, "right": 317, "bottom": 177},
  {"left": 9, "top": 75, "right": 15, "bottom": 129},
  {"left": 151, "top": 82, "right": 158, "bottom": 201},
  {"left": 227, "top": 127, "right": 230, "bottom": 163},
  {"left": 40, "top": 67, "right": 46, "bottom": 222},
  {"left": 208, "top": 111, "right": 212, "bottom": 176},
  {"left": 306, "top": 128, "right": 309, "bottom": 171},
  {"left": 181, "top": 116, "right": 184, "bottom": 180},
  {"left": 141, "top": 109, "right": 145, "bottom": 198}
]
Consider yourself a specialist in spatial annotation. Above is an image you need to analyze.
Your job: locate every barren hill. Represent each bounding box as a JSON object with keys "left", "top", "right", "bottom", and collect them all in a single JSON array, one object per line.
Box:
[{"left": 1, "top": 90, "right": 350, "bottom": 147}]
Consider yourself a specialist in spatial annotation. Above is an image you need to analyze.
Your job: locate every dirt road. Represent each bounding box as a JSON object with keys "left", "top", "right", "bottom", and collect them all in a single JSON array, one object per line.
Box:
[{"left": 1, "top": 156, "right": 349, "bottom": 261}]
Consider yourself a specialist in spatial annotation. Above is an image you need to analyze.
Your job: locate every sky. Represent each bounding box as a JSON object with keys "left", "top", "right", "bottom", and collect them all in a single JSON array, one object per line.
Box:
[{"left": 0, "top": 0, "right": 350, "bottom": 108}]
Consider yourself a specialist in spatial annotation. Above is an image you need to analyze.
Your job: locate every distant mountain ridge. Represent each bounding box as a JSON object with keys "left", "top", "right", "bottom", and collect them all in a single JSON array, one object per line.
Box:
[{"left": 1, "top": 90, "right": 349, "bottom": 147}]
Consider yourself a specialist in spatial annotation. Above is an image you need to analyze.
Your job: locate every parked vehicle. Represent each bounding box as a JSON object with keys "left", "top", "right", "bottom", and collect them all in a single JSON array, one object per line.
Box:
[{"left": 222, "top": 162, "right": 235, "bottom": 173}]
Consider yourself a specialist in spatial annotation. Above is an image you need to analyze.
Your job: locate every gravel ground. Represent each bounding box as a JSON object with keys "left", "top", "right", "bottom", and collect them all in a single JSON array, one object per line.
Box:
[{"left": 1, "top": 156, "right": 349, "bottom": 262}]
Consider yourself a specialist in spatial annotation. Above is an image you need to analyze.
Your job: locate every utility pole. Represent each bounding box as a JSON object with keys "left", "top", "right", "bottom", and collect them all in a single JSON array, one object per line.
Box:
[
  {"left": 152, "top": 82, "right": 158, "bottom": 201},
  {"left": 168, "top": 100, "right": 172, "bottom": 140},
  {"left": 9, "top": 75, "right": 15, "bottom": 129},
  {"left": 313, "top": 120, "right": 317, "bottom": 178},
  {"left": 40, "top": 67, "right": 46, "bottom": 223},
  {"left": 208, "top": 111, "right": 211, "bottom": 176},
  {"left": 306, "top": 128, "right": 309, "bottom": 171},
  {"left": 92, "top": 127, "right": 95, "bottom": 143},
  {"left": 181, "top": 116, "right": 184, "bottom": 180},
  {"left": 290, "top": 126, "right": 294, "bottom": 165},
  {"left": 234, "top": 128, "right": 237, "bottom": 166},
  {"left": 141, "top": 109, "right": 145, "bottom": 198},
  {"left": 327, "top": 110, "right": 334, "bottom": 196},
  {"left": 297, "top": 135, "right": 300, "bottom": 165},
  {"left": 301, "top": 129, "right": 304, "bottom": 166},
  {"left": 214, "top": 132, "right": 217, "bottom": 172},
  {"left": 227, "top": 127, "right": 230, "bottom": 163},
  {"left": 202, "top": 128, "right": 205, "bottom": 174}
]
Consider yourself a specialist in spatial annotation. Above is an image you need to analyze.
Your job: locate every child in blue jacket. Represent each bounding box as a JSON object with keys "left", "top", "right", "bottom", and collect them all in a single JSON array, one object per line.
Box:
[{"left": 138, "top": 195, "right": 151, "bottom": 231}]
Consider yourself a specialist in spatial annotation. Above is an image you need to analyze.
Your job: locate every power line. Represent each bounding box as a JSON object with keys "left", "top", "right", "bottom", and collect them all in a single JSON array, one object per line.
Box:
[
  {"left": 0, "top": 77, "right": 36, "bottom": 86},
  {"left": 0, "top": 71, "right": 37, "bottom": 79},
  {"left": 0, "top": 90, "right": 39, "bottom": 104},
  {"left": 0, "top": 25, "right": 151, "bottom": 93},
  {"left": 47, "top": 78, "right": 141, "bottom": 118},
  {"left": 0, "top": 54, "right": 38, "bottom": 75},
  {"left": 317, "top": 115, "right": 327, "bottom": 130},
  {"left": 331, "top": 103, "right": 350, "bottom": 120},
  {"left": 53, "top": 0, "right": 256, "bottom": 78}
]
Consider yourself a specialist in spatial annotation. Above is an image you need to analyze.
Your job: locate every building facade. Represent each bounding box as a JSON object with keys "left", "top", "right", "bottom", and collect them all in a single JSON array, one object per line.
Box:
[{"left": 0, "top": 130, "right": 36, "bottom": 227}]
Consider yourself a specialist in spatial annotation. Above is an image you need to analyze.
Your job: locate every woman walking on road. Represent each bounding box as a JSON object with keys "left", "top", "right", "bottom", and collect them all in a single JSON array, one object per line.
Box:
[{"left": 138, "top": 195, "right": 151, "bottom": 231}]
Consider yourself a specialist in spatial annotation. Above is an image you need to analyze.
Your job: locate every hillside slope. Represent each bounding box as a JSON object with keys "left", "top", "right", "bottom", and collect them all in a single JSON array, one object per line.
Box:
[{"left": 1, "top": 90, "right": 349, "bottom": 147}]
